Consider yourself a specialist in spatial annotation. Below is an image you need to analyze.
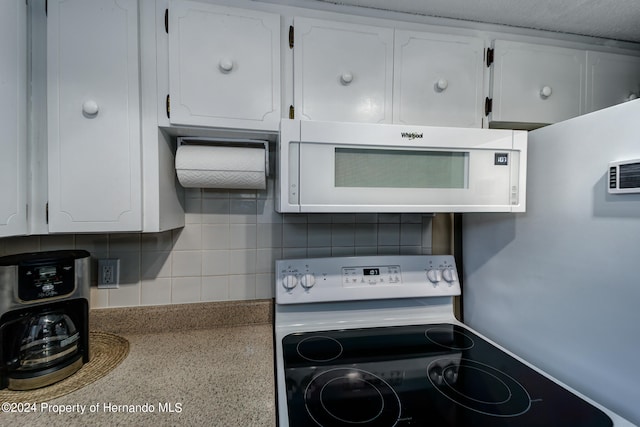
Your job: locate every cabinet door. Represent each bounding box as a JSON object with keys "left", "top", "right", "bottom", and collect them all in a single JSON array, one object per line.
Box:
[
  {"left": 294, "top": 17, "right": 393, "bottom": 123},
  {"left": 47, "top": 0, "right": 141, "bottom": 232},
  {"left": 168, "top": 1, "right": 280, "bottom": 131},
  {"left": 0, "top": 0, "right": 28, "bottom": 237},
  {"left": 491, "top": 40, "right": 586, "bottom": 126},
  {"left": 587, "top": 51, "right": 640, "bottom": 113},
  {"left": 394, "top": 30, "right": 485, "bottom": 128}
]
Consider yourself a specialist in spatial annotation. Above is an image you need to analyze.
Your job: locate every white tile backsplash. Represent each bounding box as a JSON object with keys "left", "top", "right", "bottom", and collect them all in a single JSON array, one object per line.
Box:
[
  {"left": 40, "top": 234, "right": 75, "bottom": 251},
  {"left": 229, "top": 224, "right": 257, "bottom": 249},
  {"left": 229, "top": 274, "right": 256, "bottom": 300},
  {"left": 201, "top": 275, "right": 229, "bottom": 302},
  {"left": 378, "top": 223, "right": 401, "bottom": 245},
  {"left": 141, "top": 278, "right": 172, "bottom": 306},
  {"left": 141, "top": 251, "right": 171, "bottom": 279},
  {"left": 173, "top": 224, "right": 202, "bottom": 251},
  {"left": 140, "top": 231, "right": 173, "bottom": 252},
  {"left": 307, "top": 224, "right": 332, "bottom": 247},
  {"left": 171, "top": 277, "right": 201, "bottom": 304},
  {"left": 331, "top": 223, "right": 355, "bottom": 247},
  {"left": 75, "top": 234, "right": 109, "bottom": 253},
  {"left": 229, "top": 199, "right": 257, "bottom": 223},
  {"left": 228, "top": 249, "right": 256, "bottom": 275},
  {"left": 355, "top": 223, "right": 378, "bottom": 246},
  {"left": 109, "top": 282, "right": 140, "bottom": 307},
  {"left": 201, "top": 199, "right": 230, "bottom": 224},
  {"left": 282, "top": 222, "right": 308, "bottom": 248},
  {"left": 202, "top": 224, "right": 230, "bottom": 250},
  {"left": 172, "top": 250, "right": 202, "bottom": 277},
  {"left": 202, "top": 250, "right": 230, "bottom": 276},
  {"left": 0, "top": 180, "right": 434, "bottom": 308},
  {"left": 400, "top": 224, "right": 423, "bottom": 246}
]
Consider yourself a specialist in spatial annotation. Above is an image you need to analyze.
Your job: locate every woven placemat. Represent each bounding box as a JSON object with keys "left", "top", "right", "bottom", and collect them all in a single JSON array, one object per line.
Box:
[{"left": 0, "top": 331, "right": 129, "bottom": 404}]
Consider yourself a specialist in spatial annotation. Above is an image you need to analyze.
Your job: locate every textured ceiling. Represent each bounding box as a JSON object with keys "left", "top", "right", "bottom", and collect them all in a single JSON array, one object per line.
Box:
[{"left": 314, "top": 0, "right": 640, "bottom": 43}]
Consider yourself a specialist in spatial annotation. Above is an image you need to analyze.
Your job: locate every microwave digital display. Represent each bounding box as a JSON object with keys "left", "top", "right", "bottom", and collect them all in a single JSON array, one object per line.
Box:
[{"left": 334, "top": 148, "right": 468, "bottom": 189}]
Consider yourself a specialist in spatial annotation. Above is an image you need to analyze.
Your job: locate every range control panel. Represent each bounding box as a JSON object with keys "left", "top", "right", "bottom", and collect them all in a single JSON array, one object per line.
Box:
[{"left": 276, "top": 255, "right": 460, "bottom": 304}]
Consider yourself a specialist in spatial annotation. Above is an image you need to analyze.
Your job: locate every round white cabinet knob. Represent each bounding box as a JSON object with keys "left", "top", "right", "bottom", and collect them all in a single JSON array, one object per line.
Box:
[
  {"left": 426, "top": 269, "right": 442, "bottom": 284},
  {"left": 540, "top": 86, "right": 553, "bottom": 98},
  {"left": 301, "top": 273, "right": 316, "bottom": 290},
  {"left": 435, "top": 79, "right": 449, "bottom": 92},
  {"left": 282, "top": 274, "right": 298, "bottom": 291},
  {"left": 219, "top": 58, "right": 234, "bottom": 73},
  {"left": 82, "top": 100, "right": 99, "bottom": 116},
  {"left": 340, "top": 72, "right": 354, "bottom": 85}
]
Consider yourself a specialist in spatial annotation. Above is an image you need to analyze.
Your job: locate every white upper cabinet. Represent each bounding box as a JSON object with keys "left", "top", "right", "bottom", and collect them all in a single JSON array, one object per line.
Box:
[
  {"left": 394, "top": 30, "right": 485, "bottom": 128},
  {"left": 490, "top": 40, "right": 586, "bottom": 126},
  {"left": 168, "top": 1, "right": 280, "bottom": 131},
  {"left": 0, "top": 0, "right": 28, "bottom": 238},
  {"left": 47, "top": 0, "right": 142, "bottom": 233},
  {"left": 586, "top": 51, "right": 640, "bottom": 113},
  {"left": 293, "top": 17, "right": 394, "bottom": 123}
]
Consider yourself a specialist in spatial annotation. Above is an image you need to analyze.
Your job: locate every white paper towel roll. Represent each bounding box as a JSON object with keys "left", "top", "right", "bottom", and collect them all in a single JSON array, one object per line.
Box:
[{"left": 175, "top": 145, "right": 266, "bottom": 189}]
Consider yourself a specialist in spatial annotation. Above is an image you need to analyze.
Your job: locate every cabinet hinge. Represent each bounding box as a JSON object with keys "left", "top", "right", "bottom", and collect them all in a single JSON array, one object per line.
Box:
[
  {"left": 45, "top": 202, "right": 49, "bottom": 224},
  {"left": 166, "top": 94, "right": 170, "bottom": 118},
  {"left": 484, "top": 97, "right": 493, "bottom": 116},
  {"left": 486, "top": 48, "right": 494, "bottom": 67},
  {"left": 289, "top": 25, "right": 294, "bottom": 49},
  {"left": 164, "top": 9, "right": 169, "bottom": 33},
  {"left": 289, "top": 105, "right": 294, "bottom": 119}
]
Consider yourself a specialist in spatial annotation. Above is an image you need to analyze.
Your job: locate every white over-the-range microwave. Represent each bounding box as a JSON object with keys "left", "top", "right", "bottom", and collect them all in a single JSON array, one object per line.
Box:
[{"left": 275, "top": 120, "right": 527, "bottom": 213}]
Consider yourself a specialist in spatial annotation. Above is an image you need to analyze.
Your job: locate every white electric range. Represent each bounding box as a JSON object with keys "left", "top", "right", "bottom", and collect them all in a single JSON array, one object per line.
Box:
[{"left": 274, "top": 255, "right": 633, "bottom": 427}]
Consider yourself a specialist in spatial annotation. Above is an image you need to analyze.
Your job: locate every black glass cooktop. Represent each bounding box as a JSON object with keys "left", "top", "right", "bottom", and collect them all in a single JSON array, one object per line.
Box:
[{"left": 281, "top": 323, "right": 612, "bottom": 427}]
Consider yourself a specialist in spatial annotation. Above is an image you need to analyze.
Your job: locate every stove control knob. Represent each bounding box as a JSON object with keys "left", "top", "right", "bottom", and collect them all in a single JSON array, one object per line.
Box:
[
  {"left": 282, "top": 274, "right": 298, "bottom": 291},
  {"left": 426, "top": 268, "right": 442, "bottom": 284},
  {"left": 300, "top": 273, "right": 316, "bottom": 289},
  {"left": 442, "top": 268, "right": 458, "bottom": 284}
]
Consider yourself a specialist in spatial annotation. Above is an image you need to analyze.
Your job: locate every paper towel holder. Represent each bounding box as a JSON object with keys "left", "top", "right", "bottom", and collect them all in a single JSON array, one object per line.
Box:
[{"left": 177, "top": 136, "right": 269, "bottom": 177}]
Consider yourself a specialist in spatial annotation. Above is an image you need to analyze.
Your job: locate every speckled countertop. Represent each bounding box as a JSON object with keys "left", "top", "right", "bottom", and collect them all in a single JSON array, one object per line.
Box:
[{"left": 0, "top": 300, "right": 276, "bottom": 427}]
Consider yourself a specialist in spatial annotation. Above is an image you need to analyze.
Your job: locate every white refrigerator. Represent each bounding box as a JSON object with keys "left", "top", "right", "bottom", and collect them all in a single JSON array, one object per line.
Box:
[{"left": 463, "top": 99, "right": 640, "bottom": 425}]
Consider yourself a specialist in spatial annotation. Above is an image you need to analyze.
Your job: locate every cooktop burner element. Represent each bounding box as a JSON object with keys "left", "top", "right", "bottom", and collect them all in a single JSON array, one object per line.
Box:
[
  {"left": 425, "top": 326, "right": 475, "bottom": 350},
  {"left": 297, "top": 336, "right": 343, "bottom": 362},
  {"left": 275, "top": 255, "right": 623, "bottom": 426},
  {"left": 427, "top": 357, "right": 532, "bottom": 417},
  {"left": 304, "top": 367, "right": 401, "bottom": 427}
]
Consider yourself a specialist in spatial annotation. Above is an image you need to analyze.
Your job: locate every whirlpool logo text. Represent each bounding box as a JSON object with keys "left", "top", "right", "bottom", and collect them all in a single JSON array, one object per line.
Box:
[{"left": 401, "top": 132, "right": 424, "bottom": 140}]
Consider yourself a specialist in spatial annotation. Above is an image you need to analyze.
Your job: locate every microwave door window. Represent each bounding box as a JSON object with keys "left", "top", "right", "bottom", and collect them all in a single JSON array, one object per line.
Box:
[{"left": 334, "top": 148, "right": 469, "bottom": 189}]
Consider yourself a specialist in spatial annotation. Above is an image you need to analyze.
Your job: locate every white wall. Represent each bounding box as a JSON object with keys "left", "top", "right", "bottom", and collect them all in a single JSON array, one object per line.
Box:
[
  {"left": 462, "top": 100, "right": 640, "bottom": 424},
  {"left": 0, "top": 180, "right": 434, "bottom": 309}
]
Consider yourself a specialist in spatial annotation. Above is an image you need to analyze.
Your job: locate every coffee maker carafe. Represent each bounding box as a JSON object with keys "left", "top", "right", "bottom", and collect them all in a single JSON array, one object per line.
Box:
[{"left": 0, "top": 250, "right": 90, "bottom": 390}]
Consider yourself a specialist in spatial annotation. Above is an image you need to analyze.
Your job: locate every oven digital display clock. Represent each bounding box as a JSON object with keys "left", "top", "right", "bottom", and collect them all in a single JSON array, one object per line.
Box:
[{"left": 342, "top": 266, "right": 401, "bottom": 287}]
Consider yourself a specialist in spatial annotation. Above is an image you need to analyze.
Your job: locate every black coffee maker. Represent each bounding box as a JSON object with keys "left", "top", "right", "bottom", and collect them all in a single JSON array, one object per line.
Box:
[{"left": 0, "top": 250, "right": 90, "bottom": 390}]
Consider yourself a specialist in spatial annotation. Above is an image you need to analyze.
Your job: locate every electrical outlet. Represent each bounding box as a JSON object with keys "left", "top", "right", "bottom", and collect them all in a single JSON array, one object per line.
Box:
[{"left": 98, "top": 258, "right": 120, "bottom": 289}]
